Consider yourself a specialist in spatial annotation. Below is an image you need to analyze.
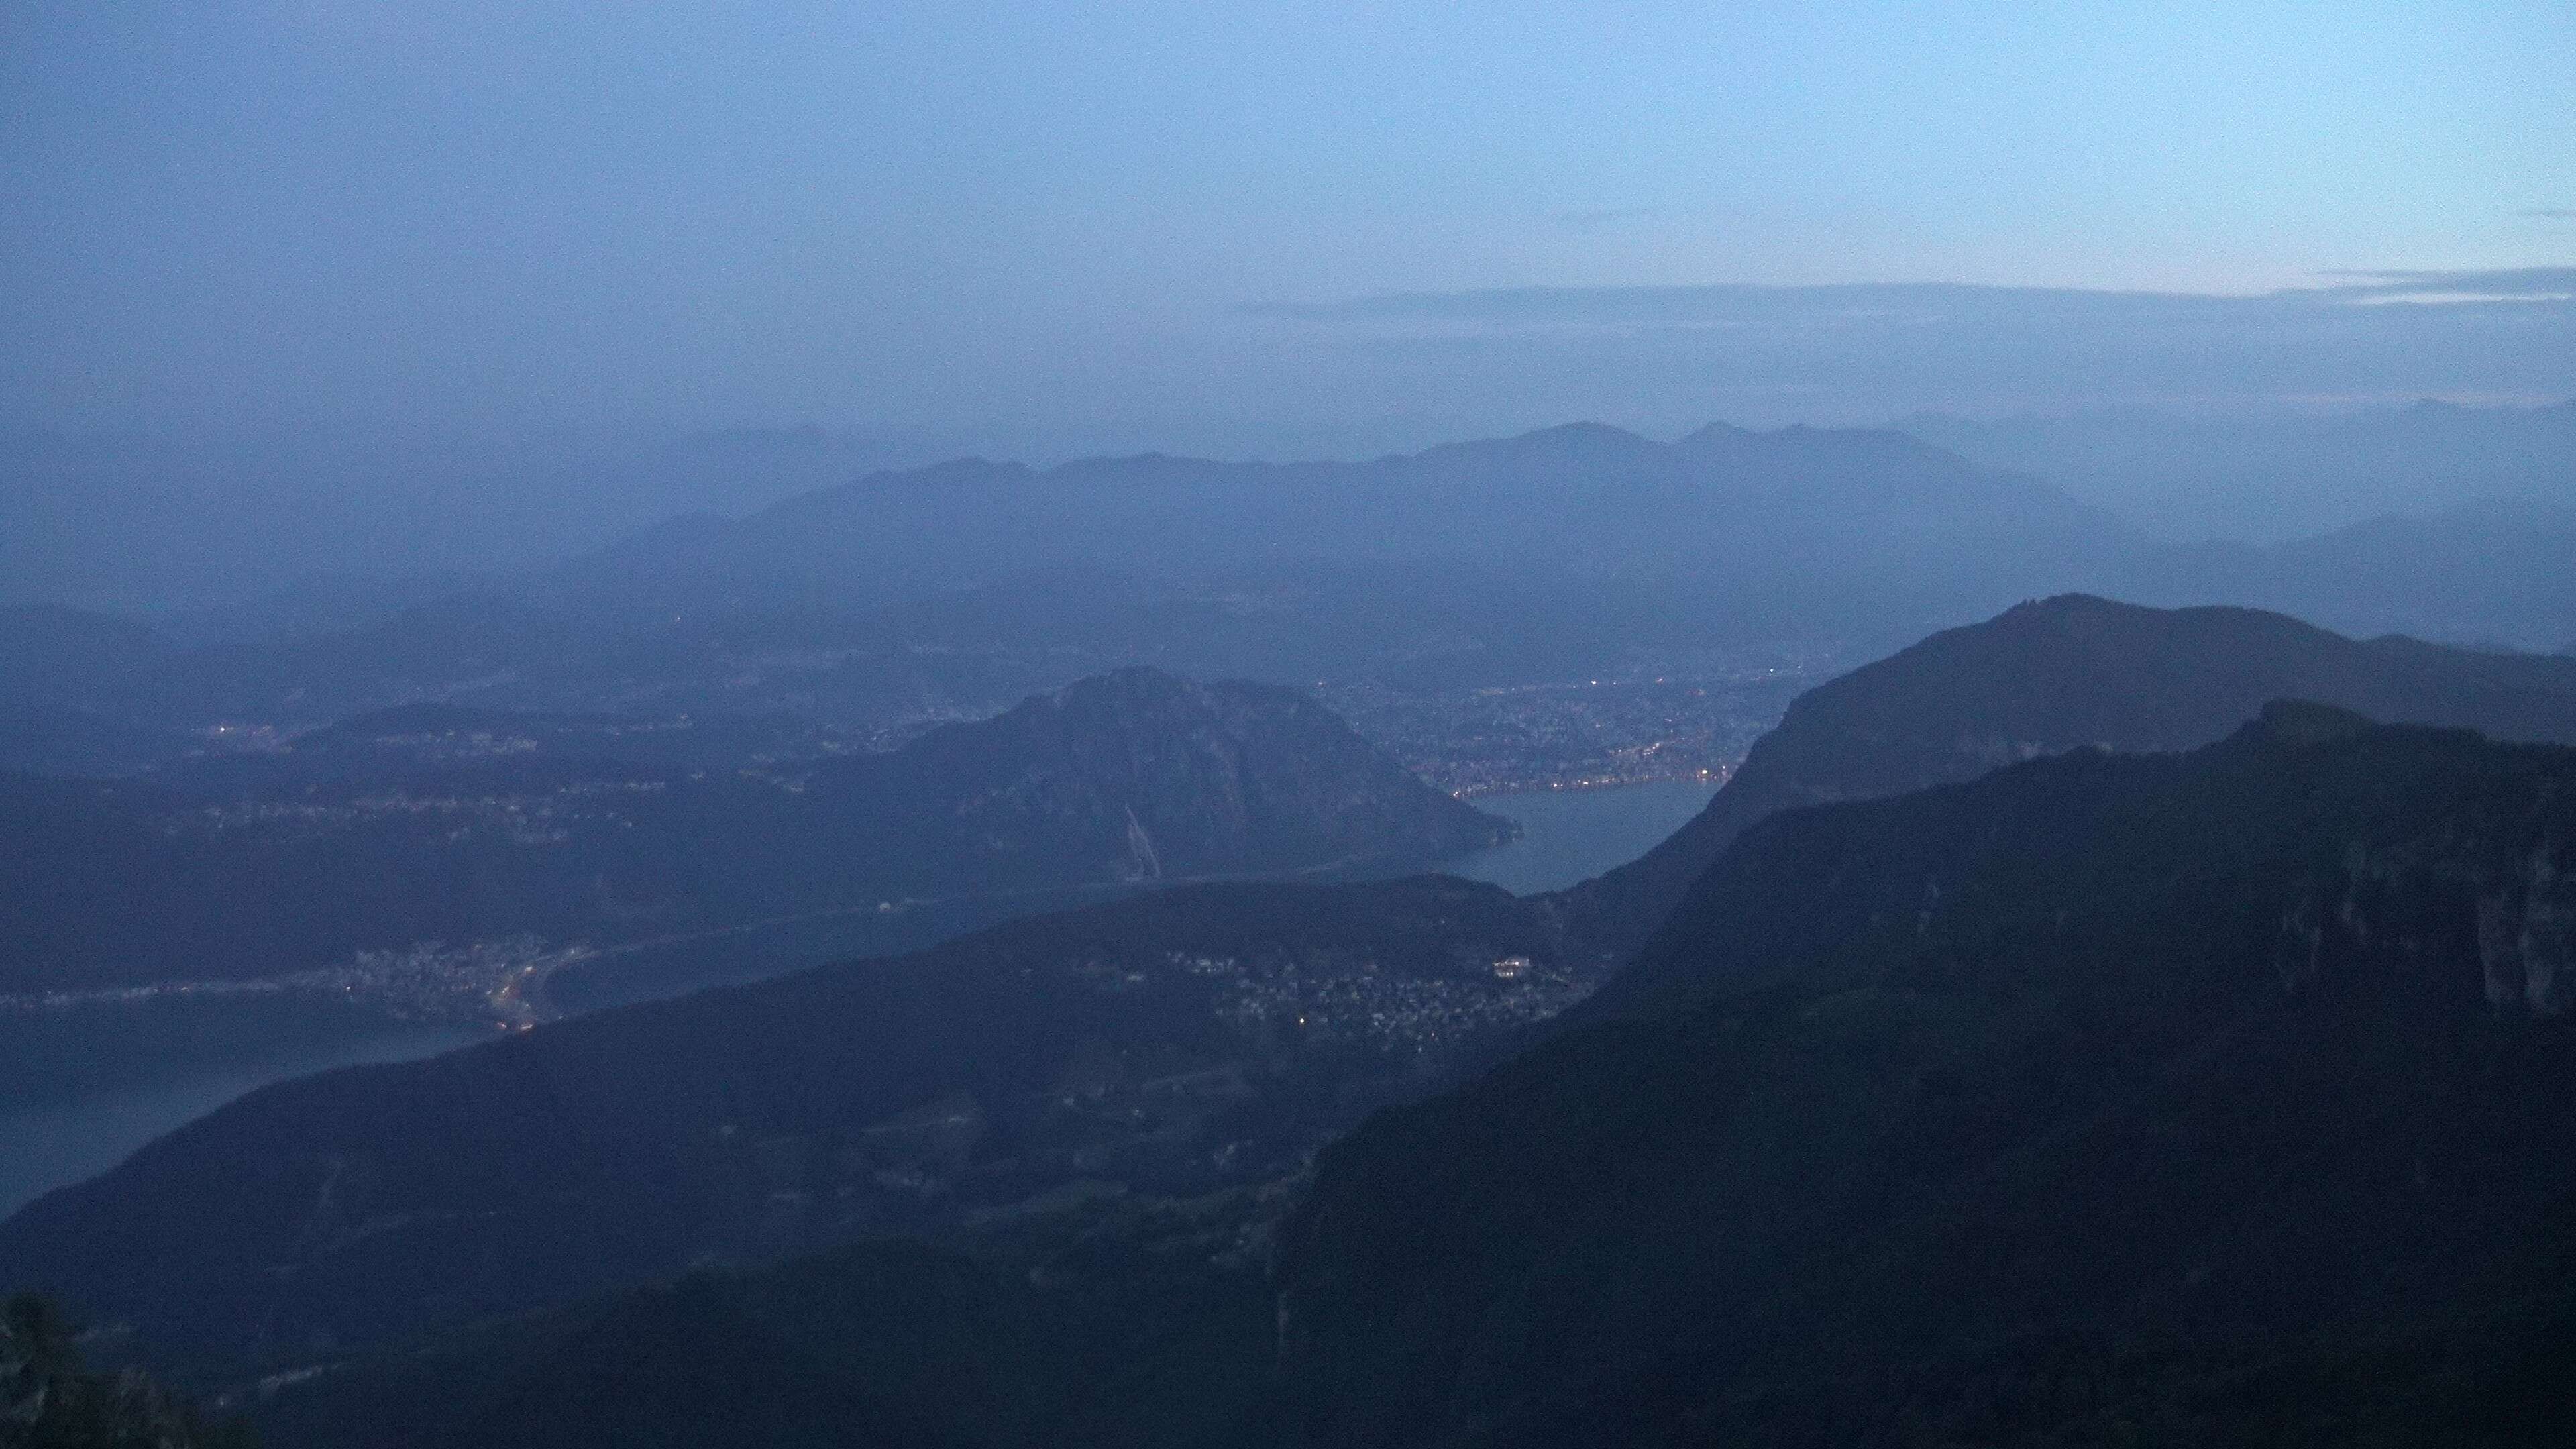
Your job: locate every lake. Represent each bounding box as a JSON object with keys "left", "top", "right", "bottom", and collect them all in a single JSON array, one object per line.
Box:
[
  {"left": 1446, "top": 776, "right": 1719, "bottom": 896},
  {"left": 0, "top": 778, "right": 1717, "bottom": 1221},
  {"left": 0, "top": 1000, "right": 484, "bottom": 1220}
]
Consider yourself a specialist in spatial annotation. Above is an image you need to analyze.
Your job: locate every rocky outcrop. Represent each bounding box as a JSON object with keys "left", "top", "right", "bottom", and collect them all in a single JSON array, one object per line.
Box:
[{"left": 2477, "top": 847, "right": 2576, "bottom": 1016}]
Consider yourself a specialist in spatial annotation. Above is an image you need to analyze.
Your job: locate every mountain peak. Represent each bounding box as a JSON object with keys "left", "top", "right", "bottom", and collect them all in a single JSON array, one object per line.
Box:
[
  {"left": 1044, "top": 665, "right": 1207, "bottom": 711},
  {"left": 1999, "top": 590, "right": 2129, "bottom": 621},
  {"left": 1551, "top": 596, "right": 2576, "bottom": 962},
  {"left": 1511, "top": 421, "right": 1650, "bottom": 447},
  {"left": 1673, "top": 421, "right": 1751, "bottom": 449},
  {"left": 2247, "top": 696, "right": 2380, "bottom": 747},
  {"left": 1408, "top": 421, "right": 1660, "bottom": 468},
  {"left": 1679, "top": 419, "right": 1957, "bottom": 458}
]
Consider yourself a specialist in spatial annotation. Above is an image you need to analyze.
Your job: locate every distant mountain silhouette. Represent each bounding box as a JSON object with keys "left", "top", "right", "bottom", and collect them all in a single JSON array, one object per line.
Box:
[
  {"left": 1907, "top": 398, "right": 2576, "bottom": 542},
  {"left": 0, "top": 704, "right": 195, "bottom": 777},
  {"left": 0, "top": 669, "right": 1505, "bottom": 995},
  {"left": 1555, "top": 594, "right": 2576, "bottom": 959},
  {"left": 0, "top": 422, "right": 2138, "bottom": 737},
  {"left": 0, "top": 425, "right": 934, "bottom": 619},
  {"left": 154, "top": 569, "right": 513, "bottom": 648},
  {"left": 0, "top": 604, "right": 170, "bottom": 714},
  {"left": 547, "top": 421, "right": 2130, "bottom": 638},
  {"left": 1273, "top": 709, "right": 2576, "bottom": 1444},
  {"left": 2123, "top": 498, "right": 2576, "bottom": 649},
  {"left": 0, "top": 603, "right": 206, "bottom": 773},
  {"left": 13, "top": 421, "right": 2576, "bottom": 746}
]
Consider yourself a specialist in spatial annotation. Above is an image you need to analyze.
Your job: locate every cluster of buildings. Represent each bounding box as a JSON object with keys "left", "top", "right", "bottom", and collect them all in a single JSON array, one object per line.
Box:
[
  {"left": 1319, "top": 667, "right": 1812, "bottom": 796},
  {"left": 1171, "top": 947, "right": 1591, "bottom": 1053},
  {"left": 4, "top": 934, "right": 592, "bottom": 1029}
]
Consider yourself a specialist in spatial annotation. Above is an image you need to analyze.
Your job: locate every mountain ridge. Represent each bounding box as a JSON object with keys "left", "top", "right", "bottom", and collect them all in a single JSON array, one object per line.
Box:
[
  {"left": 0, "top": 667, "right": 1505, "bottom": 997},
  {"left": 1550, "top": 594, "right": 2576, "bottom": 960},
  {"left": 1273, "top": 711, "right": 2576, "bottom": 1444}
]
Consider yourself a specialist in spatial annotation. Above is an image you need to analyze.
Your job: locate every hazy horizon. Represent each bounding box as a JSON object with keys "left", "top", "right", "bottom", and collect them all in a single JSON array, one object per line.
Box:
[
  {"left": 6, "top": 5, "right": 2571, "bottom": 610},
  {"left": 9, "top": 5, "right": 2570, "bottom": 437},
  {"left": 7, "top": 390, "right": 2576, "bottom": 617}
]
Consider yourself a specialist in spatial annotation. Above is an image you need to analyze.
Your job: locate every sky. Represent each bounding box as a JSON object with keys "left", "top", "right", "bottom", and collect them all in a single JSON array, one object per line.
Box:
[{"left": 4, "top": 1, "right": 2571, "bottom": 455}]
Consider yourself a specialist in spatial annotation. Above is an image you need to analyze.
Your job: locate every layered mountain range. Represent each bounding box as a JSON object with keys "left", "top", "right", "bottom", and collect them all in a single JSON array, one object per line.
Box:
[
  {"left": 0, "top": 422, "right": 2123, "bottom": 749},
  {"left": 12, "top": 419, "right": 2574, "bottom": 780},
  {"left": 87, "top": 700, "right": 2576, "bottom": 1448},
  {"left": 17, "top": 598, "right": 2576, "bottom": 1446},
  {"left": 1908, "top": 398, "right": 2576, "bottom": 542},
  {"left": 549, "top": 423, "right": 2123, "bottom": 625},
  {"left": 10, "top": 417, "right": 2565, "bottom": 784}
]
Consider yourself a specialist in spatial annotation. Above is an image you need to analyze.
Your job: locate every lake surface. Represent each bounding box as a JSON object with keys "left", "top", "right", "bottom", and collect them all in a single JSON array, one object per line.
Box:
[
  {"left": 0, "top": 885, "right": 1183, "bottom": 1220},
  {"left": 0, "top": 1001, "right": 482, "bottom": 1219},
  {"left": 1447, "top": 776, "right": 1719, "bottom": 896}
]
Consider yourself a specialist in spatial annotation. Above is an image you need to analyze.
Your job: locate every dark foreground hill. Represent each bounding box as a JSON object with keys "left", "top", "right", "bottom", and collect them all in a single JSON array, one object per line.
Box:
[
  {"left": 1556, "top": 594, "right": 2576, "bottom": 959},
  {"left": 0, "top": 667, "right": 1505, "bottom": 996},
  {"left": 1275, "top": 705, "right": 2576, "bottom": 1445},
  {"left": 0, "top": 875, "right": 1597, "bottom": 1373},
  {"left": 188, "top": 705, "right": 2576, "bottom": 1448},
  {"left": 244, "top": 1212, "right": 1285, "bottom": 1449}
]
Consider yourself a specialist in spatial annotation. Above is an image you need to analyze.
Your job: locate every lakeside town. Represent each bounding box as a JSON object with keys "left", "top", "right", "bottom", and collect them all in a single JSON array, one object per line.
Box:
[
  {"left": 0, "top": 935, "right": 594, "bottom": 1032},
  {"left": 1320, "top": 660, "right": 1819, "bottom": 796}
]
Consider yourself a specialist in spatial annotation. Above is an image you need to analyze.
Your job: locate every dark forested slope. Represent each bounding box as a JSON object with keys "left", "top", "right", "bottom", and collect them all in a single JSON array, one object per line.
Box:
[
  {"left": 1556, "top": 594, "right": 2576, "bottom": 959},
  {"left": 211, "top": 706, "right": 2576, "bottom": 1448},
  {"left": 0, "top": 875, "right": 1595, "bottom": 1371},
  {"left": 1276, "top": 706, "right": 2576, "bottom": 1445}
]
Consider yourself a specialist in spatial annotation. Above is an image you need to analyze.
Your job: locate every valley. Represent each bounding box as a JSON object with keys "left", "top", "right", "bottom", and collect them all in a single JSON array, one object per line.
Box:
[
  {"left": 11, "top": 17, "right": 2573, "bottom": 1442},
  {"left": 0, "top": 665, "right": 1762, "bottom": 1225},
  {"left": 18, "top": 594, "right": 2576, "bottom": 1446},
  {"left": 9, "top": 439, "right": 2576, "bottom": 1448}
]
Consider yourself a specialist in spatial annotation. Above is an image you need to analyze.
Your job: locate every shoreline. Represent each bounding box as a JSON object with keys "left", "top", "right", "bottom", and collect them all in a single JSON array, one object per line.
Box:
[{"left": 1456, "top": 768, "right": 1732, "bottom": 802}]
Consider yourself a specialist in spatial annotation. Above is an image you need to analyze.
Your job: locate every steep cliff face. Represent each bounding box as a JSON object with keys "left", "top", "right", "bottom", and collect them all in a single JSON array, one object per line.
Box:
[
  {"left": 1275, "top": 708, "right": 2576, "bottom": 1446},
  {"left": 1554, "top": 595, "right": 2576, "bottom": 960},
  {"left": 2477, "top": 855, "right": 2575, "bottom": 1015}
]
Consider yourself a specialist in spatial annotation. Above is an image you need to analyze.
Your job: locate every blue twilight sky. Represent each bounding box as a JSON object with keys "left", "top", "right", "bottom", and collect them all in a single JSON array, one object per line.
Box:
[{"left": 3, "top": 1, "right": 2572, "bottom": 451}]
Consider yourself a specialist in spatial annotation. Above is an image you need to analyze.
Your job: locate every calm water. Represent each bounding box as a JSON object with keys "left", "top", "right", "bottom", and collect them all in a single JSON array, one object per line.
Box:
[
  {"left": 0, "top": 1002, "right": 482, "bottom": 1219},
  {"left": 0, "top": 890, "right": 1121, "bottom": 1220},
  {"left": 0, "top": 882, "right": 1152, "bottom": 1222},
  {"left": 1448, "top": 777, "right": 1719, "bottom": 896}
]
